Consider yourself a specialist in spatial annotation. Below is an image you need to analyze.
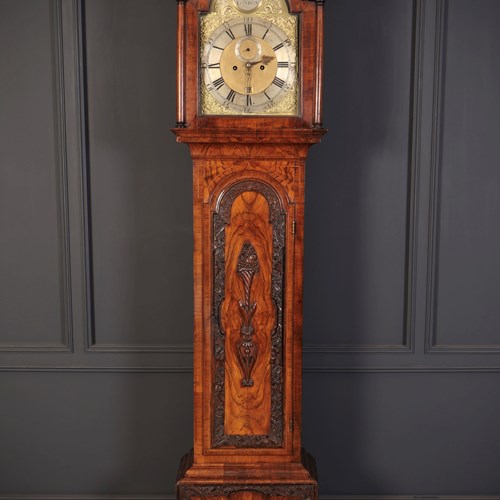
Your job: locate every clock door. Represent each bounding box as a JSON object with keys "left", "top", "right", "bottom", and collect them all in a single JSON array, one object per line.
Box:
[{"left": 204, "top": 173, "right": 296, "bottom": 457}]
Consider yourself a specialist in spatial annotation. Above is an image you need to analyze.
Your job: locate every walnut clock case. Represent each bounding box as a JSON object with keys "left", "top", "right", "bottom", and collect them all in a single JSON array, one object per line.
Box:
[{"left": 173, "top": 0, "right": 326, "bottom": 499}]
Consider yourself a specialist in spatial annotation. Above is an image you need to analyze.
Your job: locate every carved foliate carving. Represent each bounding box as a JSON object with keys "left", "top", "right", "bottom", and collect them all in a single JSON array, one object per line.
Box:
[
  {"left": 179, "top": 483, "right": 315, "bottom": 500},
  {"left": 236, "top": 242, "right": 260, "bottom": 387},
  {"left": 212, "top": 179, "right": 286, "bottom": 448}
]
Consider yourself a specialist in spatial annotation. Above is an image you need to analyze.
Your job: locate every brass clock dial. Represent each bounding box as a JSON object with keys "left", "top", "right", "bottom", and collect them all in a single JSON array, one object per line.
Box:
[{"left": 201, "top": 17, "right": 297, "bottom": 114}]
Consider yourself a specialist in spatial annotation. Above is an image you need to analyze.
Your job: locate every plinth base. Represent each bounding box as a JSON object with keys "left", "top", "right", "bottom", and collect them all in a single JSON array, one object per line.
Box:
[{"left": 176, "top": 449, "right": 318, "bottom": 500}]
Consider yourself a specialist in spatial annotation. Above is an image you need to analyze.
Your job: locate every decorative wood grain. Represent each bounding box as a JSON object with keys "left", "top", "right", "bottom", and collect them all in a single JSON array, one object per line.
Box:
[
  {"left": 203, "top": 162, "right": 298, "bottom": 205},
  {"left": 225, "top": 197, "right": 271, "bottom": 431}
]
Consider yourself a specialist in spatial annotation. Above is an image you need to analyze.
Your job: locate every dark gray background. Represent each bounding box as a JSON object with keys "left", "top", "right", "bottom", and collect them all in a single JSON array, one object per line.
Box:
[{"left": 1, "top": 0, "right": 499, "bottom": 497}]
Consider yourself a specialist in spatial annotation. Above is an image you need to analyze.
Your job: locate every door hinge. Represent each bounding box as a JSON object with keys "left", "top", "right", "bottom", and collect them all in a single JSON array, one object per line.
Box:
[
  {"left": 289, "top": 419, "right": 294, "bottom": 432},
  {"left": 291, "top": 220, "right": 296, "bottom": 235}
]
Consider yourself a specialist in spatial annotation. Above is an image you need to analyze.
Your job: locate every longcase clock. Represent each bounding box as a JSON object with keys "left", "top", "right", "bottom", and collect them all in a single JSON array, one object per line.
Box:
[{"left": 173, "top": 0, "right": 326, "bottom": 499}]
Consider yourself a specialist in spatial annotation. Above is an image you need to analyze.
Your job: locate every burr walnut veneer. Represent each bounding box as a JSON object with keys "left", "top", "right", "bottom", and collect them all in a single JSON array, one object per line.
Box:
[{"left": 173, "top": 1, "right": 326, "bottom": 499}]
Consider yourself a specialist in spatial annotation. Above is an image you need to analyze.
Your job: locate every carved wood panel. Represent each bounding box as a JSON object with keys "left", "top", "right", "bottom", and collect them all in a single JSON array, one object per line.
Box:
[
  {"left": 178, "top": 484, "right": 314, "bottom": 500},
  {"left": 212, "top": 179, "right": 286, "bottom": 448}
]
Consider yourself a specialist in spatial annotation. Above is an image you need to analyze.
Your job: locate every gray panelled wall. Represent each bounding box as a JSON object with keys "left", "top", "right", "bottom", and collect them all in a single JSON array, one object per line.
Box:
[{"left": 0, "top": 0, "right": 499, "bottom": 497}]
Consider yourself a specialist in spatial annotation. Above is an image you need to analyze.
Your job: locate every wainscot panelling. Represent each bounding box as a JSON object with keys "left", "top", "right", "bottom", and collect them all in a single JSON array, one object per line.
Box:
[
  {"left": 302, "top": 372, "right": 500, "bottom": 496},
  {"left": 425, "top": 0, "right": 500, "bottom": 353},
  {"left": 81, "top": 0, "right": 193, "bottom": 353},
  {"left": 303, "top": 0, "right": 419, "bottom": 353},
  {"left": 0, "top": 0, "right": 193, "bottom": 371},
  {"left": 0, "top": 0, "right": 72, "bottom": 352},
  {"left": 0, "top": 372, "right": 193, "bottom": 495}
]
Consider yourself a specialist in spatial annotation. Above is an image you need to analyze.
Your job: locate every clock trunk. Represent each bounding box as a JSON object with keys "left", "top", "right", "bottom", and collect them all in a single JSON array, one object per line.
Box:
[{"left": 173, "top": 1, "right": 326, "bottom": 499}]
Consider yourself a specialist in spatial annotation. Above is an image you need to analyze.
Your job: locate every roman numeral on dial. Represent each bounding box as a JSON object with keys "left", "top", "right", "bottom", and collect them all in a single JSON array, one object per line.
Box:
[
  {"left": 273, "top": 40, "right": 290, "bottom": 51},
  {"left": 213, "top": 77, "right": 225, "bottom": 90},
  {"left": 272, "top": 76, "right": 286, "bottom": 89}
]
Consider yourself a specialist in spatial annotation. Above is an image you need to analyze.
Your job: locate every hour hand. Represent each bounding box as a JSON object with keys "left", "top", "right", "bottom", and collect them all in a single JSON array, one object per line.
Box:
[
  {"left": 249, "top": 55, "right": 275, "bottom": 67},
  {"left": 261, "top": 55, "right": 275, "bottom": 65}
]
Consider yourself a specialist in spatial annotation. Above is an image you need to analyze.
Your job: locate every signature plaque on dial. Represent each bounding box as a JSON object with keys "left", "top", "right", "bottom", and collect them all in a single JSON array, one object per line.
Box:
[{"left": 233, "top": 0, "right": 263, "bottom": 12}]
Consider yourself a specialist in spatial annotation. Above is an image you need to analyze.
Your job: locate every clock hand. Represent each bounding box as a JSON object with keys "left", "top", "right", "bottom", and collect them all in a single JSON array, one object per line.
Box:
[
  {"left": 245, "top": 64, "right": 253, "bottom": 94},
  {"left": 248, "top": 55, "right": 276, "bottom": 67},
  {"left": 261, "top": 55, "right": 276, "bottom": 65},
  {"left": 244, "top": 54, "right": 275, "bottom": 94}
]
